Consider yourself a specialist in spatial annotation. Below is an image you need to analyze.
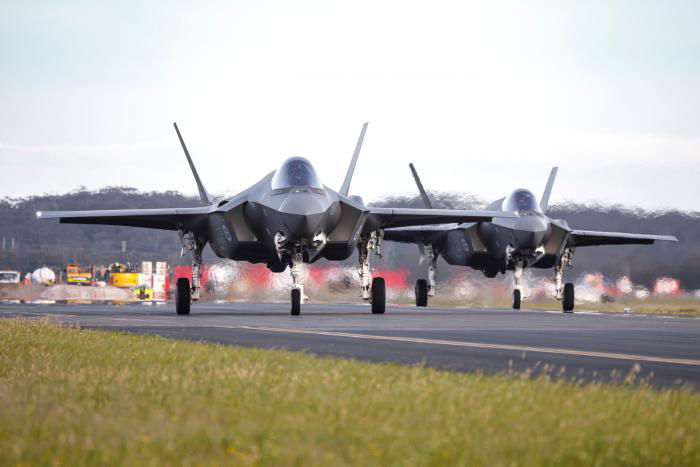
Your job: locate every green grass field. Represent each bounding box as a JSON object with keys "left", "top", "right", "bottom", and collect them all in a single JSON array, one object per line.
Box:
[{"left": 1, "top": 319, "right": 698, "bottom": 466}]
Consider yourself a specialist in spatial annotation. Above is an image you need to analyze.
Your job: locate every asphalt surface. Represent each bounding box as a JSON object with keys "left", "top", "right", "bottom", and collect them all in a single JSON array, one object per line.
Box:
[{"left": 2, "top": 301, "right": 699, "bottom": 390}]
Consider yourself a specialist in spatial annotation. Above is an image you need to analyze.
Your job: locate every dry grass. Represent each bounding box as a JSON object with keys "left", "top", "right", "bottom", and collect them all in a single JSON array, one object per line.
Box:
[{"left": 0, "top": 318, "right": 699, "bottom": 466}]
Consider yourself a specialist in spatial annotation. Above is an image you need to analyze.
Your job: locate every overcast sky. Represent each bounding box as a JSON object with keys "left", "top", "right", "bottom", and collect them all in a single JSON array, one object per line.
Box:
[{"left": 1, "top": 0, "right": 699, "bottom": 211}]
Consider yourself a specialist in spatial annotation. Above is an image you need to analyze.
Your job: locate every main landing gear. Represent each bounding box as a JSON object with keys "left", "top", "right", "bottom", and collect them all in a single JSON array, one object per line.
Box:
[
  {"left": 359, "top": 231, "right": 386, "bottom": 314},
  {"left": 555, "top": 248, "right": 576, "bottom": 313},
  {"left": 176, "top": 231, "right": 205, "bottom": 315},
  {"left": 414, "top": 243, "right": 437, "bottom": 307}
]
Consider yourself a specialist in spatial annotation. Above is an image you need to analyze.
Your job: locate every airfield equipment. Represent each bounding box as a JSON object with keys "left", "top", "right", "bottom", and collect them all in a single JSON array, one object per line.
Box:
[
  {"left": 65, "top": 263, "right": 95, "bottom": 285},
  {"left": 37, "top": 123, "right": 515, "bottom": 315},
  {"left": 0, "top": 270, "right": 20, "bottom": 284},
  {"left": 31, "top": 267, "right": 56, "bottom": 286}
]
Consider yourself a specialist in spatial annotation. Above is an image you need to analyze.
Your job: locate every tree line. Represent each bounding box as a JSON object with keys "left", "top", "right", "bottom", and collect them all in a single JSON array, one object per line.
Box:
[{"left": 0, "top": 187, "right": 697, "bottom": 289}]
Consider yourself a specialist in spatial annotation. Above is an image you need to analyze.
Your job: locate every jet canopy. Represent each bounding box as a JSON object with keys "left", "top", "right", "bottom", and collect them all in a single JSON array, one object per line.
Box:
[
  {"left": 503, "top": 189, "right": 541, "bottom": 212},
  {"left": 271, "top": 157, "right": 324, "bottom": 191}
]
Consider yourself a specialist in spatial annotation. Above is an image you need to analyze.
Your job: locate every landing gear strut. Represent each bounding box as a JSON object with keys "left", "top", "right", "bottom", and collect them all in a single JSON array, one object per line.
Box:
[
  {"left": 177, "top": 230, "right": 205, "bottom": 315},
  {"left": 358, "top": 230, "right": 386, "bottom": 314}
]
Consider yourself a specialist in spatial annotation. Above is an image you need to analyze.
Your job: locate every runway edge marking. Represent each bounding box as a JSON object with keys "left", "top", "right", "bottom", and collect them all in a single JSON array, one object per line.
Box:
[{"left": 236, "top": 325, "right": 700, "bottom": 367}]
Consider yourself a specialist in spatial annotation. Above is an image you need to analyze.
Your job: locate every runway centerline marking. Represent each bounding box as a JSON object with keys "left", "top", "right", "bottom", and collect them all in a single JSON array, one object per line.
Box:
[{"left": 235, "top": 325, "right": 700, "bottom": 367}]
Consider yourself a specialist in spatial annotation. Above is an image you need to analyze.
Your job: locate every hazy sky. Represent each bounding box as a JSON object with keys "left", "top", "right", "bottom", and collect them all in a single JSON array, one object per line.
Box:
[{"left": 2, "top": 0, "right": 699, "bottom": 211}]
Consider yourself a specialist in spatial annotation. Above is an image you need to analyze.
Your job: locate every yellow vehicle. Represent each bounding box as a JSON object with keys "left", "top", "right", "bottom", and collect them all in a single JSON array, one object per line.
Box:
[
  {"left": 109, "top": 272, "right": 140, "bottom": 288},
  {"left": 132, "top": 285, "right": 154, "bottom": 301},
  {"left": 108, "top": 262, "right": 155, "bottom": 301},
  {"left": 66, "top": 264, "right": 94, "bottom": 286}
]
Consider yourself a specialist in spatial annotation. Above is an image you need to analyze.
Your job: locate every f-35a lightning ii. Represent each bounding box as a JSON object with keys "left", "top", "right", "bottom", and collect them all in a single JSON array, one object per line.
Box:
[
  {"left": 37, "top": 123, "right": 515, "bottom": 315},
  {"left": 384, "top": 164, "right": 678, "bottom": 312}
]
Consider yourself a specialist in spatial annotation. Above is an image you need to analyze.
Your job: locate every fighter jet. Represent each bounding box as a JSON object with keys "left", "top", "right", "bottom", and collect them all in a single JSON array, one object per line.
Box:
[
  {"left": 384, "top": 164, "right": 678, "bottom": 312},
  {"left": 37, "top": 123, "right": 515, "bottom": 315}
]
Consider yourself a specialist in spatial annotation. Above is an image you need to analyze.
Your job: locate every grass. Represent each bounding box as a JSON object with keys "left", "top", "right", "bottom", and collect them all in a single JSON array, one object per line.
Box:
[{"left": 0, "top": 319, "right": 699, "bottom": 466}]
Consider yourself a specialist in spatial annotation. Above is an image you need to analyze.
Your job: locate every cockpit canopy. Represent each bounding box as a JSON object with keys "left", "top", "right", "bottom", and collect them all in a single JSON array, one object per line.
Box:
[
  {"left": 271, "top": 157, "right": 324, "bottom": 191},
  {"left": 503, "top": 189, "right": 541, "bottom": 212}
]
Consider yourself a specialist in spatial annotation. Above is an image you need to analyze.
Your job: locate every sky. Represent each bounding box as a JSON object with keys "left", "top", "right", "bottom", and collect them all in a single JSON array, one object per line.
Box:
[{"left": 1, "top": 0, "right": 699, "bottom": 211}]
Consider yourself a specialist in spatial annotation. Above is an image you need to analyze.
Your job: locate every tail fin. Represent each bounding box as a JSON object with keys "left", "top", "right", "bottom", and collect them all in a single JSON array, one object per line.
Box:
[
  {"left": 173, "top": 122, "right": 211, "bottom": 205},
  {"left": 409, "top": 163, "right": 433, "bottom": 209},
  {"left": 339, "top": 122, "right": 368, "bottom": 196},
  {"left": 540, "top": 166, "right": 558, "bottom": 212}
]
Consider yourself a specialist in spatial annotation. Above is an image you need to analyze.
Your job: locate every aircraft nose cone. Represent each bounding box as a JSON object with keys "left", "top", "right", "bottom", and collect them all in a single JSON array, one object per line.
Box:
[
  {"left": 512, "top": 217, "right": 549, "bottom": 250},
  {"left": 279, "top": 193, "right": 329, "bottom": 240}
]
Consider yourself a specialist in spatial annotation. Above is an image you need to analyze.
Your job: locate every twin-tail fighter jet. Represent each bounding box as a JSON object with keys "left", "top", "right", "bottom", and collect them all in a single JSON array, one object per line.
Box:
[
  {"left": 37, "top": 123, "right": 515, "bottom": 315},
  {"left": 383, "top": 164, "right": 677, "bottom": 312}
]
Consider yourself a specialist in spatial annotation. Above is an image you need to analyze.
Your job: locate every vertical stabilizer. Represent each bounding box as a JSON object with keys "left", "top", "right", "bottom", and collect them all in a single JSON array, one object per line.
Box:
[
  {"left": 339, "top": 122, "right": 368, "bottom": 196},
  {"left": 173, "top": 122, "right": 211, "bottom": 205},
  {"left": 540, "top": 166, "right": 558, "bottom": 212},
  {"left": 409, "top": 163, "right": 433, "bottom": 209}
]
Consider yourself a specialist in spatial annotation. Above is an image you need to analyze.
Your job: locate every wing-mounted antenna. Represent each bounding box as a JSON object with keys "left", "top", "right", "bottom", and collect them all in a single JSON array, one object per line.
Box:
[
  {"left": 339, "top": 122, "right": 368, "bottom": 196},
  {"left": 173, "top": 122, "right": 211, "bottom": 205},
  {"left": 540, "top": 166, "right": 558, "bottom": 212},
  {"left": 409, "top": 163, "right": 433, "bottom": 209}
]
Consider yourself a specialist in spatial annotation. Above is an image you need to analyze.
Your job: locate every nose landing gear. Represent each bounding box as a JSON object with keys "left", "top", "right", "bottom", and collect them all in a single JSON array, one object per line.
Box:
[
  {"left": 511, "top": 260, "right": 524, "bottom": 310},
  {"left": 290, "top": 251, "right": 305, "bottom": 316}
]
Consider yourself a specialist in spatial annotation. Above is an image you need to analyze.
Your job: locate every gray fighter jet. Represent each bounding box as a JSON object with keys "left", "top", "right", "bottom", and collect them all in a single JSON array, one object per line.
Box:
[
  {"left": 37, "top": 123, "right": 514, "bottom": 315},
  {"left": 384, "top": 164, "right": 678, "bottom": 312}
]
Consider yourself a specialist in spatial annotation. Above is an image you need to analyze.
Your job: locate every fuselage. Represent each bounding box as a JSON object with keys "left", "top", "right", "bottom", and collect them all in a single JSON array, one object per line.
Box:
[
  {"left": 207, "top": 157, "right": 366, "bottom": 271},
  {"left": 436, "top": 188, "right": 563, "bottom": 276}
]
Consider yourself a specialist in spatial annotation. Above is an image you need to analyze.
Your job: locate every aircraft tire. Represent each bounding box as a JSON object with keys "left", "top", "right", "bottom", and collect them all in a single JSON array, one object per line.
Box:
[
  {"left": 371, "top": 277, "right": 386, "bottom": 314},
  {"left": 415, "top": 279, "right": 429, "bottom": 307},
  {"left": 512, "top": 289, "right": 521, "bottom": 310},
  {"left": 291, "top": 288, "right": 301, "bottom": 316},
  {"left": 562, "top": 282, "right": 575, "bottom": 313},
  {"left": 175, "top": 278, "right": 191, "bottom": 315}
]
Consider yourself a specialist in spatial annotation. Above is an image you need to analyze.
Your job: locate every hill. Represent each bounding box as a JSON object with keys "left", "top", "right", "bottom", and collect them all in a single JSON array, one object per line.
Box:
[{"left": 0, "top": 188, "right": 697, "bottom": 288}]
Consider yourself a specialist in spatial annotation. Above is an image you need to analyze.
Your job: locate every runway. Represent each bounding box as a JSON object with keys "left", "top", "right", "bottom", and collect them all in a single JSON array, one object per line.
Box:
[{"left": 2, "top": 302, "right": 699, "bottom": 389}]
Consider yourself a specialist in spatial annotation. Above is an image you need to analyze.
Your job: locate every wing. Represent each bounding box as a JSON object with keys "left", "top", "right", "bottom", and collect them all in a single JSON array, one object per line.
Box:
[
  {"left": 365, "top": 208, "right": 513, "bottom": 231},
  {"left": 567, "top": 230, "right": 678, "bottom": 248},
  {"left": 36, "top": 206, "right": 213, "bottom": 231}
]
